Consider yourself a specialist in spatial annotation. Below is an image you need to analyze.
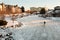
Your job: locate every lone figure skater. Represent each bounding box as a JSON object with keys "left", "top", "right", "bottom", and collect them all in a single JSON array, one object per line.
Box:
[{"left": 44, "top": 21, "right": 46, "bottom": 25}]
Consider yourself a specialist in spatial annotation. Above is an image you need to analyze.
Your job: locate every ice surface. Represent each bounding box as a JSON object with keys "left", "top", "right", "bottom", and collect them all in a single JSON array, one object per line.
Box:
[{"left": 0, "top": 15, "right": 60, "bottom": 40}]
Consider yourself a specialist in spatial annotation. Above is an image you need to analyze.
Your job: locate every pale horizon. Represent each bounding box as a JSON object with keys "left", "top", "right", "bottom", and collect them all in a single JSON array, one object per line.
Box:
[{"left": 0, "top": 0, "right": 60, "bottom": 10}]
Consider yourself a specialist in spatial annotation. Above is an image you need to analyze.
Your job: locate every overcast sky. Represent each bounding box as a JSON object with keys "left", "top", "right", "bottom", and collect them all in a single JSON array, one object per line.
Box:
[{"left": 0, "top": 0, "right": 60, "bottom": 10}]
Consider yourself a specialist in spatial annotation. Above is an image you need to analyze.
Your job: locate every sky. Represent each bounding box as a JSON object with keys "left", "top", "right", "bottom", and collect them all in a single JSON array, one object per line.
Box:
[{"left": 0, "top": 0, "right": 60, "bottom": 10}]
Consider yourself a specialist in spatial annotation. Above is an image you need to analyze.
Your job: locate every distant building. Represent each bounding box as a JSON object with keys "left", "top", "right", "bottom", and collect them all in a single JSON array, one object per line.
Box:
[
  {"left": 0, "top": 3, "right": 6, "bottom": 14},
  {"left": 30, "top": 7, "right": 42, "bottom": 12},
  {"left": 0, "top": 3, "right": 22, "bottom": 15}
]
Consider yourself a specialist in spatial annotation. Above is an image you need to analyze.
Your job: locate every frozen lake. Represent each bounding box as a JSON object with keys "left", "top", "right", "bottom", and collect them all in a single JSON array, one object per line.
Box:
[{"left": 0, "top": 15, "right": 60, "bottom": 40}]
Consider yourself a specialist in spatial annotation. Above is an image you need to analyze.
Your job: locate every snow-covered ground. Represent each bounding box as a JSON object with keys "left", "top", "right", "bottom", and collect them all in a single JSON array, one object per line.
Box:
[{"left": 0, "top": 15, "right": 60, "bottom": 40}]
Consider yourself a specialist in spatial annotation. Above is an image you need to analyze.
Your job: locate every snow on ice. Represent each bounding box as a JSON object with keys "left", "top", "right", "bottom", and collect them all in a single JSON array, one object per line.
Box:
[{"left": 0, "top": 15, "right": 60, "bottom": 40}]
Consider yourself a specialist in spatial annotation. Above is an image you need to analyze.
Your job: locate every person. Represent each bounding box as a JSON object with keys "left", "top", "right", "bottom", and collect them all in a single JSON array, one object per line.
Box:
[{"left": 44, "top": 21, "right": 46, "bottom": 25}]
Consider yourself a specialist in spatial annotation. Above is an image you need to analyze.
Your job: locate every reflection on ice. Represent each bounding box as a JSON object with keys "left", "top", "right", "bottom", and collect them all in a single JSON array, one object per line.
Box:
[
  {"left": 6, "top": 20, "right": 18, "bottom": 27},
  {"left": 6, "top": 20, "right": 23, "bottom": 28}
]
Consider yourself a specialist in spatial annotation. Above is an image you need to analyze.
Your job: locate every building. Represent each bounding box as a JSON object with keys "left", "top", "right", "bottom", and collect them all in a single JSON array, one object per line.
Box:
[
  {"left": 0, "top": 3, "right": 6, "bottom": 14},
  {"left": 30, "top": 7, "right": 42, "bottom": 12},
  {"left": 0, "top": 3, "right": 22, "bottom": 15}
]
